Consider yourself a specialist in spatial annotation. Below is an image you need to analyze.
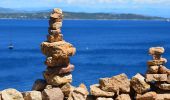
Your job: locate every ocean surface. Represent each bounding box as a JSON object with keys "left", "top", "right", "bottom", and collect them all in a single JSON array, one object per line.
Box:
[{"left": 0, "top": 19, "right": 170, "bottom": 91}]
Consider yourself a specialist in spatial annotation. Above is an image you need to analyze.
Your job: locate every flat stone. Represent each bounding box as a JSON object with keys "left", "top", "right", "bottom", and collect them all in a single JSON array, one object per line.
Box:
[
  {"left": 156, "top": 83, "right": 170, "bottom": 90},
  {"left": 45, "top": 54, "right": 70, "bottom": 67},
  {"left": 99, "top": 73, "right": 130, "bottom": 93},
  {"left": 53, "top": 8, "right": 62, "bottom": 14},
  {"left": 115, "top": 94, "right": 131, "bottom": 100},
  {"left": 47, "top": 34, "right": 63, "bottom": 43},
  {"left": 60, "top": 83, "right": 75, "bottom": 97},
  {"left": 147, "top": 58, "right": 167, "bottom": 66},
  {"left": 23, "top": 91, "right": 42, "bottom": 100},
  {"left": 43, "top": 72, "right": 72, "bottom": 86},
  {"left": 32, "top": 79, "right": 47, "bottom": 91},
  {"left": 48, "top": 28, "right": 61, "bottom": 35},
  {"left": 146, "top": 74, "right": 167, "bottom": 82},
  {"left": 136, "top": 92, "right": 157, "bottom": 100},
  {"left": 147, "top": 66, "right": 159, "bottom": 74},
  {"left": 50, "top": 13, "right": 63, "bottom": 19},
  {"left": 131, "top": 73, "right": 150, "bottom": 94},
  {"left": 149, "top": 47, "right": 165, "bottom": 55},
  {"left": 41, "top": 41, "right": 76, "bottom": 57},
  {"left": 50, "top": 22, "right": 62, "bottom": 30},
  {"left": 90, "top": 84, "right": 115, "bottom": 97},
  {"left": 1, "top": 88, "right": 24, "bottom": 100},
  {"left": 42, "top": 88, "right": 64, "bottom": 100},
  {"left": 159, "top": 65, "right": 170, "bottom": 74},
  {"left": 96, "top": 97, "right": 113, "bottom": 100},
  {"left": 167, "top": 75, "right": 170, "bottom": 83},
  {"left": 156, "top": 94, "right": 170, "bottom": 100},
  {"left": 47, "top": 64, "right": 74, "bottom": 75}
]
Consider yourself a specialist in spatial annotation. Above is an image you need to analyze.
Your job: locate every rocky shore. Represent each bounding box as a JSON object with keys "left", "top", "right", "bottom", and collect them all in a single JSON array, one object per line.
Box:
[{"left": 0, "top": 8, "right": 170, "bottom": 100}]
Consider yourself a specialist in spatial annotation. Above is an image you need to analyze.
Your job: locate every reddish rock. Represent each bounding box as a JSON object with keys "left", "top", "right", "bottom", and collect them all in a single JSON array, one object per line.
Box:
[
  {"left": 32, "top": 79, "right": 47, "bottom": 91},
  {"left": 146, "top": 74, "right": 167, "bottom": 82},
  {"left": 42, "top": 88, "right": 64, "bottom": 100},
  {"left": 116, "top": 94, "right": 131, "bottom": 100},
  {"left": 148, "top": 66, "right": 159, "bottom": 74},
  {"left": 149, "top": 47, "right": 165, "bottom": 55},
  {"left": 48, "top": 28, "right": 61, "bottom": 35},
  {"left": 131, "top": 73, "right": 150, "bottom": 94},
  {"left": 41, "top": 41, "right": 76, "bottom": 57},
  {"left": 47, "top": 33, "right": 63, "bottom": 43},
  {"left": 90, "top": 84, "right": 115, "bottom": 97},
  {"left": 45, "top": 54, "right": 70, "bottom": 67},
  {"left": 136, "top": 92, "right": 157, "bottom": 100},
  {"left": 47, "top": 64, "right": 74, "bottom": 75},
  {"left": 43, "top": 72, "right": 72, "bottom": 86},
  {"left": 99, "top": 73, "right": 130, "bottom": 93}
]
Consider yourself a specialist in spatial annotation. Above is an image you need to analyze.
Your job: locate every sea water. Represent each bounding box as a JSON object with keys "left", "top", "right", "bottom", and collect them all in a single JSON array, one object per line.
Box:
[{"left": 0, "top": 19, "right": 170, "bottom": 91}]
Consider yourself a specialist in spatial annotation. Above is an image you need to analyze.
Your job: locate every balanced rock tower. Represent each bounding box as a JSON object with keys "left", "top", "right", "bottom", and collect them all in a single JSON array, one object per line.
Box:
[{"left": 32, "top": 8, "right": 88, "bottom": 100}]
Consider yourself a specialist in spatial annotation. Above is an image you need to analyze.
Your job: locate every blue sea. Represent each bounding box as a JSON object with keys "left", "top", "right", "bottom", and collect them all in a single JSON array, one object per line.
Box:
[{"left": 0, "top": 19, "right": 170, "bottom": 91}]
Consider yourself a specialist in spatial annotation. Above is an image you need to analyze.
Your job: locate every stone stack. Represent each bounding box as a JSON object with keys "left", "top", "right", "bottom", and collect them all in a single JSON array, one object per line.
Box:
[{"left": 32, "top": 8, "right": 89, "bottom": 100}]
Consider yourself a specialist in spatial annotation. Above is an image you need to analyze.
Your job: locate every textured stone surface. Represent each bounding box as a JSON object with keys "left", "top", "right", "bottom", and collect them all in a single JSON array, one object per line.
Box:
[
  {"left": 156, "top": 94, "right": 170, "bottom": 100},
  {"left": 90, "top": 84, "right": 115, "bottom": 97},
  {"left": 159, "top": 65, "right": 170, "bottom": 74},
  {"left": 156, "top": 83, "right": 170, "bottom": 90},
  {"left": 44, "top": 72, "right": 72, "bottom": 86},
  {"left": 96, "top": 97, "right": 114, "bottom": 100},
  {"left": 50, "top": 13, "right": 63, "bottom": 19},
  {"left": 53, "top": 8, "right": 62, "bottom": 14},
  {"left": 42, "top": 88, "right": 64, "bottom": 100},
  {"left": 149, "top": 47, "right": 165, "bottom": 55},
  {"left": 67, "top": 92, "right": 86, "bottom": 100},
  {"left": 116, "top": 94, "right": 131, "bottom": 100},
  {"left": 1, "top": 88, "right": 24, "bottom": 100},
  {"left": 131, "top": 73, "right": 150, "bottom": 94},
  {"left": 23, "top": 91, "right": 42, "bottom": 100},
  {"left": 41, "top": 41, "right": 76, "bottom": 57},
  {"left": 47, "top": 34, "right": 63, "bottom": 43},
  {"left": 136, "top": 92, "right": 157, "bottom": 100},
  {"left": 45, "top": 54, "right": 70, "bottom": 67},
  {"left": 50, "top": 22, "right": 62, "bottom": 30},
  {"left": 148, "top": 66, "right": 159, "bottom": 74},
  {"left": 48, "top": 28, "right": 61, "bottom": 35},
  {"left": 32, "top": 79, "right": 47, "bottom": 91},
  {"left": 60, "top": 83, "right": 75, "bottom": 97},
  {"left": 147, "top": 58, "right": 167, "bottom": 66},
  {"left": 146, "top": 74, "right": 167, "bottom": 82},
  {"left": 99, "top": 73, "right": 130, "bottom": 93}
]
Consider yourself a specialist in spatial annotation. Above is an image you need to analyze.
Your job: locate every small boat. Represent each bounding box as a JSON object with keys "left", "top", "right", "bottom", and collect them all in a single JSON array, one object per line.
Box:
[{"left": 8, "top": 43, "right": 14, "bottom": 50}]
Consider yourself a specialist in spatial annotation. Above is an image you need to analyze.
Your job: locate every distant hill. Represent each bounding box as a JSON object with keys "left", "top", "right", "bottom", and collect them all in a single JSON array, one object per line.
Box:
[{"left": 0, "top": 7, "right": 167, "bottom": 20}]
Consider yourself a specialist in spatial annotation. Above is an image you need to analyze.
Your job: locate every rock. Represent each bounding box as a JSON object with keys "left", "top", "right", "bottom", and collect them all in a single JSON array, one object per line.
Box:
[
  {"left": 67, "top": 92, "right": 86, "bottom": 100},
  {"left": 50, "top": 13, "right": 63, "bottom": 19},
  {"left": 86, "top": 95, "right": 95, "bottom": 100},
  {"left": 44, "top": 72, "right": 72, "bottom": 86},
  {"left": 149, "top": 47, "right": 165, "bottom": 55},
  {"left": 41, "top": 41, "right": 76, "bottom": 57},
  {"left": 74, "top": 83, "right": 89, "bottom": 96},
  {"left": 53, "top": 8, "right": 62, "bottom": 14},
  {"left": 60, "top": 83, "right": 75, "bottom": 97},
  {"left": 147, "top": 58, "right": 167, "bottom": 66},
  {"left": 45, "top": 54, "right": 70, "bottom": 67},
  {"left": 42, "top": 88, "right": 64, "bottom": 100},
  {"left": 96, "top": 97, "right": 113, "bottom": 100},
  {"left": 156, "top": 83, "right": 170, "bottom": 90},
  {"left": 159, "top": 65, "right": 170, "bottom": 74},
  {"left": 45, "top": 85, "right": 53, "bottom": 89},
  {"left": 48, "top": 28, "right": 61, "bottom": 35},
  {"left": 23, "top": 91, "right": 42, "bottom": 100},
  {"left": 46, "top": 64, "right": 74, "bottom": 75},
  {"left": 136, "top": 92, "right": 157, "bottom": 100},
  {"left": 146, "top": 74, "right": 167, "bottom": 82},
  {"left": 47, "top": 34, "right": 63, "bottom": 43},
  {"left": 156, "top": 94, "right": 170, "bottom": 100},
  {"left": 1, "top": 88, "right": 24, "bottom": 100},
  {"left": 130, "top": 73, "right": 150, "bottom": 94},
  {"left": 32, "top": 79, "right": 47, "bottom": 91},
  {"left": 90, "top": 84, "right": 115, "bottom": 97},
  {"left": 167, "top": 75, "right": 170, "bottom": 83},
  {"left": 115, "top": 94, "right": 131, "bottom": 100},
  {"left": 99, "top": 73, "right": 130, "bottom": 93},
  {"left": 50, "top": 22, "right": 62, "bottom": 30},
  {"left": 148, "top": 66, "right": 159, "bottom": 74}
]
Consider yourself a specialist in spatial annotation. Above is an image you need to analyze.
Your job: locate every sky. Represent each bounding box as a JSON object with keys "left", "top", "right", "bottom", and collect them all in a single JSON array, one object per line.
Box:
[{"left": 0, "top": 0, "right": 170, "bottom": 17}]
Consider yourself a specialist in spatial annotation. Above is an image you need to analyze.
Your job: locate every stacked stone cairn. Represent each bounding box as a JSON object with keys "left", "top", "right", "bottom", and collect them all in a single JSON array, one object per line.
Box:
[
  {"left": 89, "top": 47, "right": 170, "bottom": 100},
  {"left": 31, "top": 8, "right": 89, "bottom": 100}
]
